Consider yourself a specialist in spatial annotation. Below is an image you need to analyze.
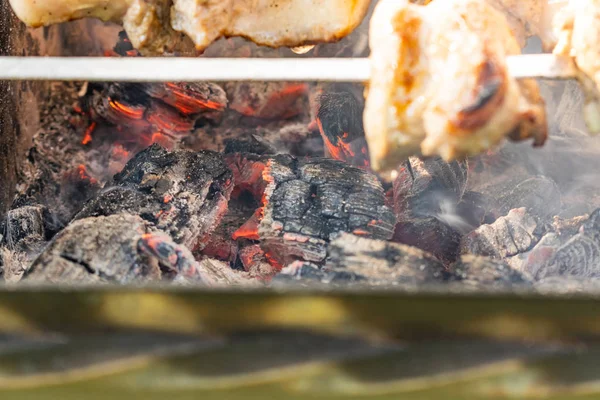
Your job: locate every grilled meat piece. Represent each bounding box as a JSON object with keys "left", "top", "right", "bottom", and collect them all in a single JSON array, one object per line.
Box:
[
  {"left": 364, "top": 0, "right": 547, "bottom": 175},
  {"left": 553, "top": 0, "right": 600, "bottom": 133},
  {"left": 9, "top": 0, "right": 370, "bottom": 54}
]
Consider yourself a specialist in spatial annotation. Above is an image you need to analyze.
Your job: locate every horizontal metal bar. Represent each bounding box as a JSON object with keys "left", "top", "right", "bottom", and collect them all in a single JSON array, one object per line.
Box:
[
  {"left": 0, "top": 57, "right": 371, "bottom": 82},
  {"left": 0, "top": 54, "right": 577, "bottom": 82}
]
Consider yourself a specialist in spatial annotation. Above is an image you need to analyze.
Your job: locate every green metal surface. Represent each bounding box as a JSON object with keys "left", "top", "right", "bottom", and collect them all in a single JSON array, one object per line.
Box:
[{"left": 0, "top": 286, "right": 598, "bottom": 399}]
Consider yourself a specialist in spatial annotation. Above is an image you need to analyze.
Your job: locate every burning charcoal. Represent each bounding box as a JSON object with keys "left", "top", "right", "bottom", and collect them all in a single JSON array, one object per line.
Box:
[
  {"left": 75, "top": 144, "right": 233, "bottom": 252},
  {"left": 325, "top": 233, "right": 445, "bottom": 286},
  {"left": 25, "top": 214, "right": 209, "bottom": 284},
  {"left": 140, "top": 82, "right": 227, "bottom": 117},
  {"left": 393, "top": 218, "right": 462, "bottom": 265},
  {"left": 238, "top": 245, "right": 279, "bottom": 280},
  {"left": 456, "top": 191, "right": 497, "bottom": 228},
  {"left": 495, "top": 176, "right": 562, "bottom": 221},
  {"left": 461, "top": 208, "right": 540, "bottom": 260},
  {"left": 314, "top": 91, "right": 370, "bottom": 168},
  {"left": 225, "top": 82, "right": 308, "bottom": 120},
  {"left": 536, "top": 209, "right": 600, "bottom": 280},
  {"left": 507, "top": 233, "right": 562, "bottom": 278},
  {"left": 230, "top": 154, "right": 396, "bottom": 266},
  {"left": 391, "top": 157, "right": 469, "bottom": 263},
  {"left": 83, "top": 81, "right": 227, "bottom": 147},
  {"left": 393, "top": 157, "right": 469, "bottom": 223},
  {"left": 448, "top": 255, "right": 533, "bottom": 289}
]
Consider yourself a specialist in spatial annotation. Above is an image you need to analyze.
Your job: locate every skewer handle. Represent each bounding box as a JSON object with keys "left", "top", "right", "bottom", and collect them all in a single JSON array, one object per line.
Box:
[{"left": 0, "top": 54, "right": 578, "bottom": 82}]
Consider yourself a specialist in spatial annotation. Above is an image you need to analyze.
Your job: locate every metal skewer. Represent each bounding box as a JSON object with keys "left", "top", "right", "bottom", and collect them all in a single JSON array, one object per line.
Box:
[{"left": 0, "top": 54, "right": 578, "bottom": 82}]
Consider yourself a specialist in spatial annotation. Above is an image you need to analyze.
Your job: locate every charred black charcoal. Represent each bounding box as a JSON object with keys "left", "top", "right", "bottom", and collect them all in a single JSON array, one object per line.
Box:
[
  {"left": 314, "top": 91, "right": 370, "bottom": 168},
  {"left": 536, "top": 209, "right": 600, "bottom": 280},
  {"left": 495, "top": 176, "right": 562, "bottom": 222},
  {"left": 390, "top": 157, "right": 469, "bottom": 264},
  {"left": 393, "top": 218, "right": 462, "bottom": 266},
  {"left": 1, "top": 205, "right": 49, "bottom": 252},
  {"left": 0, "top": 205, "right": 53, "bottom": 282},
  {"left": 449, "top": 255, "right": 533, "bottom": 289},
  {"left": 223, "top": 136, "right": 276, "bottom": 156},
  {"left": 393, "top": 157, "right": 469, "bottom": 223},
  {"left": 325, "top": 233, "right": 445, "bottom": 286},
  {"left": 112, "top": 30, "right": 138, "bottom": 57},
  {"left": 74, "top": 144, "right": 233, "bottom": 251},
  {"left": 230, "top": 155, "right": 396, "bottom": 266},
  {"left": 456, "top": 191, "right": 497, "bottom": 228},
  {"left": 25, "top": 214, "right": 208, "bottom": 284},
  {"left": 461, "top": 208, "right": 540, "bottom": 260}
]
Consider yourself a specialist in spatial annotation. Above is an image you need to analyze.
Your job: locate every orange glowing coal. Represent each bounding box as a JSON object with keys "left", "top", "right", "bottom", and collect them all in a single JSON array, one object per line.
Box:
[
  {"left": 109, "top": 100, "right": 145, "bottom": 120},
  {"left": 82, "top": 121, "right": 96, "bottom": 145},
  {"left": 232, "top": 210, "right": 261, "bottom": 240},
  {"left": 76, "top": 164, "right": 98, "bottom": 185},
  {"left": 165, "top": 83, "right": 226, "bottom": 114}
]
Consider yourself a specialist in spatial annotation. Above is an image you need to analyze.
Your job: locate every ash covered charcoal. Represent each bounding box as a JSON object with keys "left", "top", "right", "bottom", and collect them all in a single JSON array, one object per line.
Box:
[
  {"left": 325, "top": 233, "right": 445, "bottom": 286},
  {"left": 1, "top": 205, "right": 51, "bottom": 252},
  {"left": 24, "top": 214, "right": 211, "bottom": 284},
  {"left": 448, "top": 255, "right": 532, "bottom": 289},
  {"left": 229, "top": 153, "right": 395, "bottom": 266},
  {"left": 536, "top": 209, "right": 600, "bottom": 280},
  {"left": 195, "top": 258, "right": 257, "bottom": 287},
  {"left": 393, "top": 157, "right": 469, "bottom": 222},
  {"left": 391, "top": 157, "right": 469, "bottom": 264},
  {"left": 496, "top": 176, "right": 562, "bottom": 221},
  {"left": 272, "top": 260, "right": 366, "bottom": 287},
  {"left": 313, "top": 90, "right": 370, "bottom": 168},
  {"left": 75, "top": 144, "right": 233, "bottom": 251},
  {"left": 461, "top": 208, "right": 540, "bottom": 260},
  {"left": 507, "top": 233, "right": 562, "bottom": 278},
  {"left": 0, "top": 205, "right": 53, "bottom": 282},
  {"left": 225, "top": 82, "right": 308, "bottom": 120}
]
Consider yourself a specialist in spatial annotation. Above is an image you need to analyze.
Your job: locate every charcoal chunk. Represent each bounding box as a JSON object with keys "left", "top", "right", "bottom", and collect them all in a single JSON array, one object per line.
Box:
[
  {"left": 230, "top": 155, "right": 396, "bottom": 266},
  {"left": 75, "top": 144, "right": 233, "bottom": 251},
  {"left": 536, "top": 209, "right": 600, "bottom": 279},
  {"left": 496, "top": 176, "right": 562, "bottom": 221},
  {"left": 449, "top": 255, "right": 533, "bottom": 289},
  {"left": 25, "top": 214, "right": 207, "bottom": 284},
  {"left": 461, "top": 208, "right": 539, "bottom": 259},
  {"left": 325, "top": 233, "right": 445, "bottom": 286}
]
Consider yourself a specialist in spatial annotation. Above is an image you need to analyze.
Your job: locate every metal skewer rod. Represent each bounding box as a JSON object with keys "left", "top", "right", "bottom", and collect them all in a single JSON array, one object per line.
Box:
[{"left": 0, "top": 54, "right": 578, "bottom": 82}]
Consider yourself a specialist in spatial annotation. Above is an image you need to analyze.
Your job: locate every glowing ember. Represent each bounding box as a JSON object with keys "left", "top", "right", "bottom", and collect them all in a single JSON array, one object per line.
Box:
[{"left": 82, "top": 121, "right": 96, "bottom": 145}]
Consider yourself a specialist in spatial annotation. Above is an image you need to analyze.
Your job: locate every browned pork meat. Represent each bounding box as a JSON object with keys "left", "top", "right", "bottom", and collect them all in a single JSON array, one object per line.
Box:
[
  {"left": 9, "top": 0, "right": 371, "bottom": 55},
  {"left": 364, "top": 0, "right": 547, "bottom": 176}
]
